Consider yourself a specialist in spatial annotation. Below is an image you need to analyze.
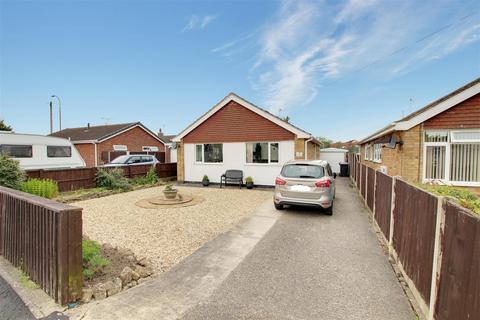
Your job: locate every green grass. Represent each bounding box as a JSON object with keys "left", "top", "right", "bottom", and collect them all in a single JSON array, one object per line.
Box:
[
  {"left": 18, "top": 270, "right": 39, "bottom": 289},
  {"left": 418, "top": 184, "right": 480, "bottom": 215},
  {"left": 82, "top": 240, "right": 110, "bottom": 280}
]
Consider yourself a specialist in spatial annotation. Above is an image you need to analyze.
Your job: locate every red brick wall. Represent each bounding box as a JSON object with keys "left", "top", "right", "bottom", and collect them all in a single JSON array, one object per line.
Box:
[
  {"left": 183, "top": 100, "right": 295, "bottom": 143},
  {"left": 74, "top": 143, "right": 96, "bottom": 167},
  {"left": 97, "top": 126, "right": 166, "bottom": 165},
  {"left": 424, "top": 93, "right": 480, "bottom": 129}
]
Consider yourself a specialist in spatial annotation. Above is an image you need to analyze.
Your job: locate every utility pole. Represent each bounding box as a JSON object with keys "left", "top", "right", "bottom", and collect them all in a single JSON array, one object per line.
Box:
[
  {"left": 49, "top": 101, "right": 54, "bottom": 134},
  {"left": 51, "top": 95, "right": 62, "bottom": 130}
]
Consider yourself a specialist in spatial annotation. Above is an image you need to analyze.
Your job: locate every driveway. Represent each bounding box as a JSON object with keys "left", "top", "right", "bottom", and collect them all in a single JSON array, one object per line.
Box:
[
  {"left": 0, "top": 274, "right": 35, "bottom": 320},
  {"left": 180, "top": 177, "right": 415, "bottom": 320}
]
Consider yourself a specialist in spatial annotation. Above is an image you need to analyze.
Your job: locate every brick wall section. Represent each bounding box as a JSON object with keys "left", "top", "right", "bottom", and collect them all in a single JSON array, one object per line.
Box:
[
  {"left": 74, "top": 143, "right": 96, "bottom": 167},
  {"left": 294, "top": 138, "right": 305, "bottom": 160},
  {"left": 424, "top": 93, "right": 480, "bottom": 129},
  {"left": 176, "top": 142, "right": 185, "bottom": 182},
  {"left": 96, "top": 126, "right": 165, "bottom": 165},
  {"left": 183, "top": 100, "right": 295, "bottom": 143}
]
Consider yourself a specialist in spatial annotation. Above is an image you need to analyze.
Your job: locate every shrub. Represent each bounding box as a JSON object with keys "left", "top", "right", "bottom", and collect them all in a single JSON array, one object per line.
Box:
[
  {"left": 82, "top": 240, "right": 110, "bottom": 280},
  {"left": 420, "top": 184, "right": 480, "bottom": 215},
  {"left": 246, "top": 176, "right": 253, "bottom": 184},
  {"left": 164, "top": 183, "right": 175, "bottom": 191},
  {"left": 95, "top": 168, "right": 131, "bottom": 190},
  {"left": 0, "top": 154, "right": 25, "bottom": 189},
  {"left": 202, "top": 175, "right": 209, "bottom": 182},
  {"left": 22, "top": 179, "right": 59, "bottom": 199},
  {"left": 132, "top": 167, "right": 158, "bottom": 185}
]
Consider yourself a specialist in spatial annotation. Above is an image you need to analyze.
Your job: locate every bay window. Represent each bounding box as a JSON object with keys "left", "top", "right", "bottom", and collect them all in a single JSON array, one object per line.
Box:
[
  {"left": 195, "top": 144, "right": 223, "bottom": 163},
  {"left": 423, "top": 130, "right": 480, "bottom": 185},
  {"left": 246, "top": 142, "right": 279, "bottom": 164}
]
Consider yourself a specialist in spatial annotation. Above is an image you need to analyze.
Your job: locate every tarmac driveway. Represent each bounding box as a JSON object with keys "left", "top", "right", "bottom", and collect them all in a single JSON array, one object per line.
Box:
[{"left": 181, "top": 177, "right": 415, "bottom": 320}]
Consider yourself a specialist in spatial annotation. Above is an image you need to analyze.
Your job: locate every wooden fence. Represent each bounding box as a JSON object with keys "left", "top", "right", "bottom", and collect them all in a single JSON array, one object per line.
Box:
[
  {"left": 349, "top": 156, "right": 480, "bottom": 320},
  {"left": 26, "top": 163, "right": 177, "bottom": 192},
  {"left": 0, "top": 186, "right": 82, "bottom": 304}
]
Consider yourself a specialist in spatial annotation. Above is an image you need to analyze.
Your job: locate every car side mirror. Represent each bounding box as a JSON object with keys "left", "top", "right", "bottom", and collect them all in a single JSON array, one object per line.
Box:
[{"left": 333, "top": 173, "right": 337, "bottom": 179}]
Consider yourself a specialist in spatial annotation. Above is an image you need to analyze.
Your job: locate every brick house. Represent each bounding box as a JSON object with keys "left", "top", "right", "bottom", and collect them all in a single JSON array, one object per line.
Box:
[
  {"left": 172, "top": 92, "right": 321, "bottom": 186},
  {"left": 358, "top": 78, "right": 480, "bottom": 191},
  {"left": 50, "top": 122, "right": 167, "bottom": 167}
]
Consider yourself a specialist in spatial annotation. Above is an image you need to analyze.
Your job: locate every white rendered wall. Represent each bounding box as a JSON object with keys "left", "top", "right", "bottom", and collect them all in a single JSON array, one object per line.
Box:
[
  {"left": 184, "top": 141, "right": 295, "bottom": 186},
  {"left": 320, "top": 151, "right": 347, "bottom": 173}
]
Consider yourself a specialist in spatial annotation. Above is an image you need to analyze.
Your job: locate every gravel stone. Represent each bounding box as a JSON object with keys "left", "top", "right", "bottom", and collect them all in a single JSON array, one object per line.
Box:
[
  {"left": 119, "top": 266, "right": 133, "bottom": 285},
  {"left": 107, "top": 278, "right": 122, "bottom": 296},
  {"left": 93, "top": 284, "right": 107, "bottom": 300},
  {"left": 75, "top": 186, "right": 271, "bottom": 272},
  {"left": 81, "top": 288, "right": 93, "bottom": 303}
]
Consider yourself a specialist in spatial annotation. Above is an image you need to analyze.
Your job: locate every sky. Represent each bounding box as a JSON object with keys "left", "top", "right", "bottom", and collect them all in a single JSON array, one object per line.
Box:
[{"left": 1, "top": 0, "right": 479, "bottom": 142}]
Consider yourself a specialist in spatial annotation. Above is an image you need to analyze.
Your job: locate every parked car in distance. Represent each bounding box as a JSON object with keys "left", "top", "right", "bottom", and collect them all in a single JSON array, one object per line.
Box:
[
  {"left": 0, "top": 132, "right": 86, "bottom": 170},
  {"left": 273, "top": 160, "right": 336, "bottom": 215},
  {"left": 102, "top": 154, "right": 159, "bottom": 167}
]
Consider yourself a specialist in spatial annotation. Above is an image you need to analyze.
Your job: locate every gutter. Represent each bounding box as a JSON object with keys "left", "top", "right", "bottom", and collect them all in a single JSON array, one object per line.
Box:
[{"left": 304, "top": 137, "right": 313, "bottom": 160}]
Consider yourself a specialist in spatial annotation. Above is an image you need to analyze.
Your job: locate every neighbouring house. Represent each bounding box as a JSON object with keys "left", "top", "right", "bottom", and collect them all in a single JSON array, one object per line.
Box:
[
  {"left": 157, "top": 129, "right": 177, "bottom": 163},
  {"left": 358, "top": 77, "right": 480, "bottom": 192},
  {"left": 172, "top": 92, "right": 321, "bottom": 186},
  {"left": 320, "top": 148, "right": 348, "bottom": 173},
  {"left": 50, "top": 122, "right": 167, "bottom": 167}
]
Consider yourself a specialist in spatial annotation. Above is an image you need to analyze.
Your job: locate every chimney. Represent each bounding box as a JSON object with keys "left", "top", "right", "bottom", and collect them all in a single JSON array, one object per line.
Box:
[{"left": 158, "top": 128, "right": 164, "bottom": 137}]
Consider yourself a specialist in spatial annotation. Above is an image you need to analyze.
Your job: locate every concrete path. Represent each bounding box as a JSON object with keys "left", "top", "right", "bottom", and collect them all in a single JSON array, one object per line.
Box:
[
  {"left": 0, "top": 274, "right": 35, "bottom": 320},
  {"left": 180, "top": 177, "right": 415, "bottom": 320},
  {"left": 71, "top": 177, "right": 414, "bottom": 320}
]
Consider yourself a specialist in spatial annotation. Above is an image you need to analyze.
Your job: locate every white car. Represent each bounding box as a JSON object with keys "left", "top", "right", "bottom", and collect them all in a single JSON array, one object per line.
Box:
[{"left": 102, "top": 154, "right": 159, "bottom": 167}]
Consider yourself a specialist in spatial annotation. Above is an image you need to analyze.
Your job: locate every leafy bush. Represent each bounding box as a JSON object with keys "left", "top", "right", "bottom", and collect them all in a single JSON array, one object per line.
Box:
[
  {"left": 0, "top": 154, "right": 25, "bottom": 189},
  {"left": 132, "top": 167, "right": 158, "bottom": 185},
  {"left": 202, "top": 175, "right": 209, "bottom": 182},
  {"left": 246, "top": 176, "right": 253, "bottom": 184},
  {"left": 82, "top": 240, "right": 110, "bottom": 280},
  {"left": 164, "top": 183, "right": 175, "bottom": 191},
  {"left": 95, "top": 168, "right": 131, "bottom": 190},
  {"left": 22, "top": 179, "right": 59, "bottom": 199},
  {"left": 420, "top": 184, "right": 480, "bottom": 215}
]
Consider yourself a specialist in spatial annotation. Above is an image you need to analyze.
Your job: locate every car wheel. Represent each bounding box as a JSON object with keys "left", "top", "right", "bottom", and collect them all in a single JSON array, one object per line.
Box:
[
  {"left": 274, "top": 203, "right": 284, "bottom": 210},
  {"left": 324, "top": 204, "right": 333, "bottom": 216}
]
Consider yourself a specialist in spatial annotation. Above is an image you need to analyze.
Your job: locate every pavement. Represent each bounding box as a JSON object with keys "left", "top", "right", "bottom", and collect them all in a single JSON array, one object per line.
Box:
[
  {"left": 4, "top": 177, "right": 415, "bottom": 320},
  {"left": 0, "top": 274, "right": 35, "bottom": 320}
]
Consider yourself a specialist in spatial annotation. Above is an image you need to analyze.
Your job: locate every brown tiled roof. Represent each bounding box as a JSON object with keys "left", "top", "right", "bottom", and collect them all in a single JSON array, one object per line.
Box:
[
  {"left": 158, "top": 134, "right": 176, "bottom": 144},
  {"left": 49, "top": 122, "right": 138, "bottom": 141}
]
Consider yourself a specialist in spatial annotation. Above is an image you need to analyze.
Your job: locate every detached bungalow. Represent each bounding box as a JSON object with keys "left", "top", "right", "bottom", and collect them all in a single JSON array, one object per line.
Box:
[
  {"left": 173, "top": 93, "right": 321, "bottom": 186},
  {"left": 51, "top": 122, "right": 167, "bottom": 167},
  {"left": 358, "top": 78, "right": 480, "bottom": 191}
]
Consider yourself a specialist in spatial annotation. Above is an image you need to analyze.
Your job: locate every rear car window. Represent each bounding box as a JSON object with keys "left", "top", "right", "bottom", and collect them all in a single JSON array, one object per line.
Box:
[{"left": 281, "top": 164, "right": 324, "bottom": 179}]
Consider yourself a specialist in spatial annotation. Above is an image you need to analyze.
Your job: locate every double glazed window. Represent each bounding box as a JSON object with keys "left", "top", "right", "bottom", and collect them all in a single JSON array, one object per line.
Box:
[
  {"left": 364, "top": 144, "right": 381, "bottom": 162},
  {"left": 424, "top": 130, "right": 480, "bottom": 185},
  {"left": 47, "top": 146, "right": 72, "bottom": 157},
  {"left": 0, "top": 144, "right": 32, "bottom": 158},
  {"left": 195, "top": 144, "right": 223, "bottom": 163},
  {"left": 245, "top": 142, "right": 279, "bottom": 164}
]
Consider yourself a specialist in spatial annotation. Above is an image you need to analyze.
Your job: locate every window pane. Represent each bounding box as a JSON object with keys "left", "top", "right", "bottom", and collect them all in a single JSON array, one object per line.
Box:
[
  {"left": 47, "top": 146, "right": 71, "bottom": 157},
  {"left": 451, "top": 131, "right": 480, "bottom": 142},
  {"left": 450, "top": 143, "right": 480, "bottom": 182},
  {"left": 204, "top": 144, "right": 222, "bottom": 163},
  {"left": 0, "top": 145, "right": 32, "bottom": 158},
  {"left": 281, "top": 164, "right": 324, "bottom": 179},
  {"left": 425, "top": 146, "right": 446, "bottom": 179},
  {"left": 196, "top": 145, "right": 202, "bottom": 162},
  {"left": 246, "top": 143, "right": 268, "bottom": 163},
  {"left": 270, "top": 143, "right": 279, "bottom": 163},
  {"left": 425, "top": 131, "right": 448, "bottom": 142}
]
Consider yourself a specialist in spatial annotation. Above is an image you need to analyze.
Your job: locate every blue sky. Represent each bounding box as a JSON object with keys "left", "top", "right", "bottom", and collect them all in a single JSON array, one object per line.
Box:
[{"left": 1, "top": 0, "right": 479, "bottom": 141}]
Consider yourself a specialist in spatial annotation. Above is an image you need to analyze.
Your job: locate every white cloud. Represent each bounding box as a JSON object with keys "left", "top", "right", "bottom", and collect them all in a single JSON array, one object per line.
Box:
[
  {"left": 213, "top": 0, "right": 480, "bottom": 114},
  {"left": 183, "top": 14, "right": 217, "bottom": 32}
]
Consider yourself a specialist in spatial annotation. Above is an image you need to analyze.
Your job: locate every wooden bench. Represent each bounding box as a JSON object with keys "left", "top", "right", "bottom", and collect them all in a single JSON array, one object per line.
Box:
[{"left": 220, "top": 170, "right": 243, "bottom": 189}]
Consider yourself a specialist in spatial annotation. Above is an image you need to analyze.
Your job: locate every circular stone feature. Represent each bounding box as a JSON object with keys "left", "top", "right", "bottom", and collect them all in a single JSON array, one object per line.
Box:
[{"left": 149, "top": 194, "right": 193, "bottom": 205}]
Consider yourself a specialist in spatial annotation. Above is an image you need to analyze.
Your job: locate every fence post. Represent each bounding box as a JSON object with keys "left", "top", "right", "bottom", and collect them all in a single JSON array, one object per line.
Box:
[
  {"left": 428, "top": 197, "right": 446, "bottom": 320},
  {"left": 365, "top": 167, "right": 368, "bottom": 206},
  {"left": 373, "top": 170, "right": 377, "bottom": 217},
  {"left": 388, "top": 176, "right": 396, "bottom": 257}
]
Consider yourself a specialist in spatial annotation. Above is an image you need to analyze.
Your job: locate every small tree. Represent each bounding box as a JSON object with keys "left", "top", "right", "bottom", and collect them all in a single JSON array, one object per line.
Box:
[
  {"left": 0, "top": 120, "right": 12, "bottom": 131},
  {"left": 316, "top": 136, "right": 333, "bottom": 148},
  {"left": 0, "top": 154, "right": 25, "bottom": 189}
]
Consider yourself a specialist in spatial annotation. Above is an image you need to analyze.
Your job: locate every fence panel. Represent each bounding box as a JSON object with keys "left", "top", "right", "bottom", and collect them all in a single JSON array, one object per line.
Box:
[
  {"left": 367, "top": 167, "right": 375, "bottom": 211},
  {"left": 156, "top": 162, "right": 177, "bottom": 178},
  {"left": 434, "top": 201, "right": 480, "bottom": 320},
  {"left": 393, "top": 179, "right": 437, "bottom": 303},
  {"left": 374, "top": 171, "right": 392, "bottom": 240},
  {"left": 0, "top": 186, "right": 82, "bottom": 304}
]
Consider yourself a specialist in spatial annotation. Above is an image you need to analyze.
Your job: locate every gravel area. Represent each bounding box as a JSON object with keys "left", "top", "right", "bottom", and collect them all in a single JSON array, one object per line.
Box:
[{"left": 73, "top": 186, "right": 272, "bottom": 273}]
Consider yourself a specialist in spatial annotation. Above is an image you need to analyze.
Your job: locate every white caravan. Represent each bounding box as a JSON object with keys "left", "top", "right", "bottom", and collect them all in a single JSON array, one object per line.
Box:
[{"left": 0, "top": 132, "right": 86, "bottom": 170}]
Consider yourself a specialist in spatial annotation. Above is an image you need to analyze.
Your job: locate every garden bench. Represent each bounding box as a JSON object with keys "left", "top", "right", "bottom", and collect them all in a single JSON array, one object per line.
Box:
[{"left": 220, "top": 170, "right": 243, "bottom": 189}]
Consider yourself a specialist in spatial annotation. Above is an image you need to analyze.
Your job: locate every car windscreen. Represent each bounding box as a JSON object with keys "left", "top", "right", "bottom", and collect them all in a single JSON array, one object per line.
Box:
[
  {"left": 110, "top": 155, "right": 129, "bottom": 164},
  {"left": 281, "top": 164, "right": 324, "bottom": 179}
]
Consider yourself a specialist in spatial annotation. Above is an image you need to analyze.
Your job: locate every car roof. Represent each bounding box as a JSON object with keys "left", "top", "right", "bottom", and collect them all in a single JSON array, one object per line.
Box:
[{"left": 284, "top": 160, "right": 328, "bottom": 166}]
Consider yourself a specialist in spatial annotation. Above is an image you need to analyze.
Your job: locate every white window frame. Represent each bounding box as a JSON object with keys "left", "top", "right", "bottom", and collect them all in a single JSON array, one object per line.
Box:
[
  {"left": 194, "top": 143, "right": 223, "bottom": 164},
  {"left": 422, "top": 129, "right": 480, "bottom": 187},
  {"left": 142, "top": 146, "right": 159, "bottom": 152},
  {"left": 364, "top": 145, "right": 370, "bottom": 161},
  {"left": 373, "top": 144, "right": 382, "bottom": 163},
  {"left": 245, "top": 142, "right": 280, "bottom": 165}
]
